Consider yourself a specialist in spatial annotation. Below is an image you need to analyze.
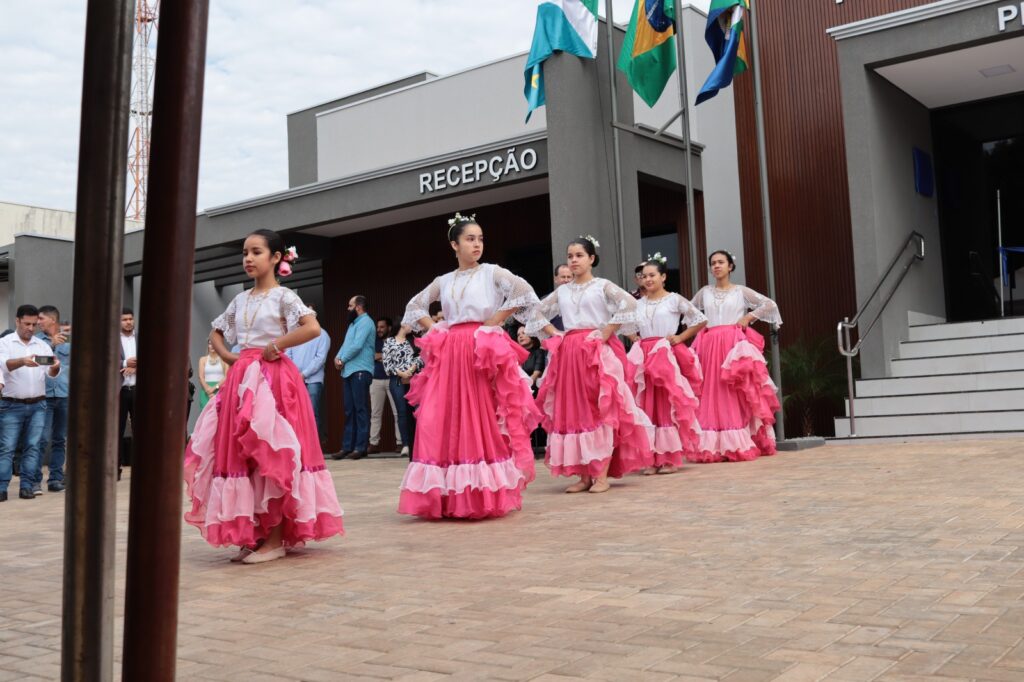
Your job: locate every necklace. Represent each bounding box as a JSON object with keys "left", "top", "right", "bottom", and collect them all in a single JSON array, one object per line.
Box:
[
  {"left": 242, "top": 286, "right": 277, "bottom": 345},
  {"left": 568, "top": 278, "right": 598, "bottom": 308},
  {"left": 643, "top": 293, "right": 669, "bottom": 321},
  {"left": 449, "top": 265, "right": 481, "bottom": 308},
  {"left": 712, "top": 285, "right": 734, "bottom": 307}
]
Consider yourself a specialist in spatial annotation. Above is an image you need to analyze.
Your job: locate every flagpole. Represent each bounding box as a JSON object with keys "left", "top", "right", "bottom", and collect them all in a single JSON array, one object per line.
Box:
[
  {"left": 603, "top": 0, "right": 629, "bottom": 286},
  {"left": 672, "top": 0, "right": 701, "bottom": 296},
  {"left": 746, "top": 0, "right": 785, "bottom": 440}
]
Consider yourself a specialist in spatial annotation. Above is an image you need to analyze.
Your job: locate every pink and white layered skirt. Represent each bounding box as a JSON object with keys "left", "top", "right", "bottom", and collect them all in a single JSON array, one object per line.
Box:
[
  {"left": 536, "top": 330, "right": 654, "bottom": 479},
  {"left": 184, "top": 350, "right": 345, "bottom": 548},
  {"left": 398, "top": 322, "right": 540, "bottom": 520},
  {"left": 628, "top": 337, "right": 703, "bottom": 467},
  {"left": 690, "top": 326, "right": 780, "bottom": 462}
]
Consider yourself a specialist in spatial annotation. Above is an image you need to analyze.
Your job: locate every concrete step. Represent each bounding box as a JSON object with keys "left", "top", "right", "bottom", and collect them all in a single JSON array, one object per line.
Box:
[
  {"left": 907, "top": 316, "right": 1024, "bottom": 342},
  {"left": 845, "top": 388, "right": 1024, "bottom": 416},
  {"left": 833, "top": 410, "right": 1024, "bottom": 437},
  {"left": 855, "top": 370, "right": 1024, "bottom": 397},
  {"left": 897, "top": 333, "right": 1024, "bottom": 359},
  {"left": 890, "top": 350, "right": 1024, "bottom": 377}
]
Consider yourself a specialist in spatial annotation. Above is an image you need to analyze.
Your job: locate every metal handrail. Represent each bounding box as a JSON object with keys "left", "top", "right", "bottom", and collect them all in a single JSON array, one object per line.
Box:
[{"left": 837, "top": 231, "right": 925, "bottom": 436}]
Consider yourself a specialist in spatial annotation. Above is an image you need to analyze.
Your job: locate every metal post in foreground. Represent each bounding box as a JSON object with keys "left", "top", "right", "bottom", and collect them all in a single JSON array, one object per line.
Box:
[
  {"left": 746, "top": 0, "right": 785, "bottom": 440},
  {"left": 672, "top": 0, "right": 702, "bottom": 296},
  {"left": 121, "top": 2, "right": 210, "bottom": 680},
  {"left": 603, "top": 1, "right": 629, "bottom": 286},
  {"left": 61, "top": 1, "right": 136, "bottom": 679},
  {"left": 843, "top": 318, "right": 856, "bottom": 437}
]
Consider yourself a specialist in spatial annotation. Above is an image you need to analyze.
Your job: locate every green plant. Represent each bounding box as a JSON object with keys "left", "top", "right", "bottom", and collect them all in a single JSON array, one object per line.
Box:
[{"left": 780, "top": 335, "right": 849, "bottom": 437}]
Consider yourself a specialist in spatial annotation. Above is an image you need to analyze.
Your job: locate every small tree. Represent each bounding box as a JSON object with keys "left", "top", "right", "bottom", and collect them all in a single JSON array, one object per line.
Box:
[{"left": 780, "top": 335, "right": 849, "bottom": 437}]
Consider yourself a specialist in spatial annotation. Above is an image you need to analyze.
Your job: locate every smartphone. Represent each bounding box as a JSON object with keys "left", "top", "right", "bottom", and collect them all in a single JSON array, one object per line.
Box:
[{"left": 34, "top": 355, "right": 56, "bottom": 366}]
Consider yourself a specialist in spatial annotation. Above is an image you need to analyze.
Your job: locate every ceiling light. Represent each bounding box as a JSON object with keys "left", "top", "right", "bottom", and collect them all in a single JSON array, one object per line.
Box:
[{"left": 980, "top": 64, "right": 1016, "bottom": 78}]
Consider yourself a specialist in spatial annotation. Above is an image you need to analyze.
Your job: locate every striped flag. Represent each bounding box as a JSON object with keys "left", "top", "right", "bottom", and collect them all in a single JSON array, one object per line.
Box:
[
  {"left": 524, "top": 0, "right": 599, "bottom": 122},
  {"left": 696, "top": 0, "right": 750, "bottom": 105}
]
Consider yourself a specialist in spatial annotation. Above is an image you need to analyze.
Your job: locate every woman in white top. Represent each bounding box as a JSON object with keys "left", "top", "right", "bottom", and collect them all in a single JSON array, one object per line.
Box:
[
  {"left": 197, "top": 341, "right": 225, "bottom": 410},
  {"left": 627, "top": 257, "right": 707, "bottom": 474},
  {"left": 689, "top": 249, "right": 782, "bottom": 462},
  {"left": 398, "top": 213, "right": 542, "bottom": 520},
  {"left": 528, "top": 236, "right": 654, "bottom": 494},
  {"left": 185, "top": 229, "right": 344, "bottom": 564}
]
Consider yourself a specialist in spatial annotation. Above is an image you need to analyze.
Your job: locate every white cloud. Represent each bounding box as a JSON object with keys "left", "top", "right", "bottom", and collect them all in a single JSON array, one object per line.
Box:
[{"left": 0, "top": 1, "right": 711, "bottom": 213}]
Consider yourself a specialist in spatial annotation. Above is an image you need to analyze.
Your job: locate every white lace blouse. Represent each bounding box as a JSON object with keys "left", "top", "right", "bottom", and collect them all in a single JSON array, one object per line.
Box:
[
  {"left": 402, "top": 263, "right": 539, "bottom": 332},
  {"left": 527, "top": 277, "right": 638, "bottom": 337},
  {"left": 212, "top": 287, "right": 315, "bottom": 349},
  {"left": 636, "top": 293, "right": 708, "bottom": 338},
  {"left": 691, "top": 285, "right": 782, "bottom": 328}
]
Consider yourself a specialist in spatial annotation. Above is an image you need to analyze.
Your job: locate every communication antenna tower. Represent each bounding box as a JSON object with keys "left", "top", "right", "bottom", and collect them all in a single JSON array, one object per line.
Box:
[{"left": 126, "top": 0, "right": 159, "bottom": 221}]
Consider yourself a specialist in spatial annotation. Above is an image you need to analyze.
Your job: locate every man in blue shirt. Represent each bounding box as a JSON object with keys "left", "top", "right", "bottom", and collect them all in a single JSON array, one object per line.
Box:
[
  {"left": 286, "top": 323, "right": 331, "bottom": 446},
  {"left": 332, "top": 295, "right": 375, "bottom": 460},
  {"left": 36, "top": 306, "right": 70, "bottom": 493}
]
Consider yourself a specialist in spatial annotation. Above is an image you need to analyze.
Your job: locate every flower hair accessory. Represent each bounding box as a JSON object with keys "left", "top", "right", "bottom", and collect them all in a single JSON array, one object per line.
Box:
[
  {"left": 578, "top": 234, "right": 600, "bottom": 248},
  {"left": 278, "top": 246, "right": 298, "bottom": 277},
  {"left": 646, "top": 251, "right": 668, "bottom": 265},
  {"left": 447, "top": 212, "right": 477, "bottom": 240}
]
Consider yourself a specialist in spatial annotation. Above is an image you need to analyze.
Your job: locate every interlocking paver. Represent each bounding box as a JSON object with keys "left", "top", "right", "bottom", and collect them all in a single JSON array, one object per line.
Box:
[{"left": 4, "top": 438, "right": 1024, "bottom": 680}]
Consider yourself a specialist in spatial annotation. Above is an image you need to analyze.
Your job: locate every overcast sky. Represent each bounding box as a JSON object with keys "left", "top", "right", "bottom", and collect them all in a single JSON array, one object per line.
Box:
[{"left": 0, "top": 1, "right": 709, "bottom": 213}]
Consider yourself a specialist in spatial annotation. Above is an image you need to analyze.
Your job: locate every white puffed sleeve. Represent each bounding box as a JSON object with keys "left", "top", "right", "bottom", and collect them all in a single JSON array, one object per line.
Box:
[
  {"left": 279, "top": 288, "right": 315, "bottom": 333},
  {"left": 402, "top": 276, "right": 442, "bottom": 332},
  {"left": 603, "top": 280, "right": 639, "bottom": 336},
  {"left": 740, "top": 286, "right": 783, "bottom": 327},
  {"left": 673, "top": 293, "right": 707, "bottom": 328},
  {"left": 525, "top": 290, "right": 560, "bottom": 338},
  {"left": 493, "top": 266, "right": 541, "bottom": 324},
  {"left": 211, "top": 295, "right": 239, "bottom": 347},
  {"left": 690, "top": 286, "right": 709, "bottom": 312}
]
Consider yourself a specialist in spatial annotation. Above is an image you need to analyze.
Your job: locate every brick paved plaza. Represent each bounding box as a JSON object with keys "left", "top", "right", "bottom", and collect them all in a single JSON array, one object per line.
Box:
[{"left": 4, "top": 438, "right": 1024, "bottom": 681}]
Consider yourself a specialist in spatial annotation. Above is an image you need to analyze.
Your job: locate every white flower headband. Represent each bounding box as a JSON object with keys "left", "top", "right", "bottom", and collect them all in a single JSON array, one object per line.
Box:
[
  {"left": 578, "top": 234, "right": 600, "bottom": 249},
  {"left": 447, "top": 212, "right": 477, "bottom": 240},
  {"left": 646, "top": 251, "right": 667, "bottom": 265}
]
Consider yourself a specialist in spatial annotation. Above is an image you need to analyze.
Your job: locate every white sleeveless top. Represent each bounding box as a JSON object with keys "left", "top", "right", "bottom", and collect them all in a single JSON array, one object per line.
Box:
[
  {"left": 212, "top": 286, "right": 315, "bottom": 349},
  {"left": 636, "top": 293, "right": 707, "bottom": 338},
  {"left": 402, "top": 263, "right": 539, "bottom": 331},
  {"left": 203, "top": 357, "right": 225, "bottom": 383},
  {"left": 691, "top": 285, "right": 782, "bottom": 328}
]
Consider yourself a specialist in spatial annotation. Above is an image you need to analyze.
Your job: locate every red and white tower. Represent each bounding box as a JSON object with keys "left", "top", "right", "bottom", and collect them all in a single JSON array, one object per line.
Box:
[{"left": 126, "top": 0, "right": 159, "bottom": 221}]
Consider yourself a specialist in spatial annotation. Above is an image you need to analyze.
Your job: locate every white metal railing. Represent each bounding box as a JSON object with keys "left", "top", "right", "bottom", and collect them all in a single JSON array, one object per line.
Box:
[{"left": 837, "top": 231, "right": 925, "bottom": 436}]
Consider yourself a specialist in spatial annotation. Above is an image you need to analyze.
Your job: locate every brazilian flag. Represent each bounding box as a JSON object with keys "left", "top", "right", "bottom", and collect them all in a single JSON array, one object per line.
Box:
[{"left": 617, "top": 0, "right": 677, "bottom": 108}]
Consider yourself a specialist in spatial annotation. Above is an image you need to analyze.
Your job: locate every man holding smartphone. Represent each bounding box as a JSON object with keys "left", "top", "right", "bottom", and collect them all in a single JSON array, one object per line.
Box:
[
  {"left": 0, "top": 305, "right": 61, "bottom": 502},
  {"left": 36, "top": 306, "right": 70, "bottom": 493}
]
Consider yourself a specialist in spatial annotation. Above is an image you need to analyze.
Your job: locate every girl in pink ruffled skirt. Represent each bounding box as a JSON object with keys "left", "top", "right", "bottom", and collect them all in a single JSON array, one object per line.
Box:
[
  {"left": 689, "top": 250, "right": 782, "bottom": 462},
  {"left": 397, "top": 213, "right": 542, "bottom": 520},
  {"left": 529, "top": 237, "right": 654, "bottom": 494},
  {"left": 628, "top": 257, "right": 707, "bottom": 474},
  {"left": 185, "top": 229, "right": 344, "bottom": 564}
]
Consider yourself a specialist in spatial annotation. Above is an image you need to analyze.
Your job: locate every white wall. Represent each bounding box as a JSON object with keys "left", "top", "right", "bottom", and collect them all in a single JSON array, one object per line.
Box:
[
  {"left": 0, "top": 202, "right": 143, "bottom": 246},
  {"left": 316, "top": 55, "right": 546, "bottom": 181}
]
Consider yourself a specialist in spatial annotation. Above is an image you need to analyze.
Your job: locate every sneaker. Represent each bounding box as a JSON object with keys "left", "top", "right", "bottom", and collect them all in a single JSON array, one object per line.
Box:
[
  {"left": 48, "top": 481, "right": 66, "bottom": 492},
  {"left": 0, "top": 490, "right": 7, "bottom": 502},
  {"left": 32, "top": 485, "right": 43, "bottom": 497},
  {"left": 19, "top": 488, "right": 35, "bottom": 500},
  {"left": 400, "top": 446, "right": 410, "bottom": 456}
]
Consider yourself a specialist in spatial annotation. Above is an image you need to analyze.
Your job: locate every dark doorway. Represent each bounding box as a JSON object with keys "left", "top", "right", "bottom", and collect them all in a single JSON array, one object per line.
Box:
[
  {"left": 933, "top": 93, "right": 1024, "bottom": 321},
  {"left": 637, "top": 174, "right": 706, "bottom": 297}
]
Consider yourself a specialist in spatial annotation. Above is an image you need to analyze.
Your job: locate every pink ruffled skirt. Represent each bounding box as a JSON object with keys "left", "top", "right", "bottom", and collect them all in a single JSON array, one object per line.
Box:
[
  {"left": 398, "top": 323, "right": 540, "bottom": 520},
  {"left": 536, "top": 330, "right": 654, "bottom": 479},
  {"left": 184, "top": 350, "right": 345, "bottom": 548},
  {"left": 690, "top": 326, "right": 780, "bottom": 462},
  {"left": 628, "top": 337, "right": 703, "bottom": 467}
]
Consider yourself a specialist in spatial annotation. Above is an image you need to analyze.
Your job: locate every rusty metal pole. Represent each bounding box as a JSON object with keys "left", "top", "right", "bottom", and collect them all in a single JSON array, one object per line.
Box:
[
  {"left": 121, "top": 3, "right": 209, "bottom": 679},
  {"left": 61, "top": 1, "right": 135, "bottom": 679}
]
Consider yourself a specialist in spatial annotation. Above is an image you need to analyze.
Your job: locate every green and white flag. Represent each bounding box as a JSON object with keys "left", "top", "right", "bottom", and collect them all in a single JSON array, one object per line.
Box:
[{"left": 524, "top": 0, "right": 599, "bottom": 122}]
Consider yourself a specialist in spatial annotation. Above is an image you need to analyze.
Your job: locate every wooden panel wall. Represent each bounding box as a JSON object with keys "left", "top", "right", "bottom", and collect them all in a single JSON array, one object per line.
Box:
[
  {"left": 733, "top": 0, "right": 935, "bottom": 340},
  {"left": 321, "top": 194, "right": 553, "bottom": 453}
]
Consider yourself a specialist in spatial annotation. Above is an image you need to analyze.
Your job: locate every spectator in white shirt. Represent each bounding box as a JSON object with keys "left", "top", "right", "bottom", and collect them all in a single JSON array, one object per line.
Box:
[
  {"left": 0, "top": 305, "right": 61, "bottom": 502},
  {"left": 118, "top": 307, "right": 137, "bottom": 475}
]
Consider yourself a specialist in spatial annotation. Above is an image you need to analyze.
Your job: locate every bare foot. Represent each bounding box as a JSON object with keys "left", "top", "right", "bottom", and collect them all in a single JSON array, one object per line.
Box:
[
  {"left": 657, "top": 465, "right": 678, "bottom": 475},
  {"left": 565, "top": 479, "right": 591, "bottom": 493},
  {"left": 588, "top": 479, "right": 610, "bottom": 494},
  {"left": 642, "top": 467, "right": 657, "bottom": 476}
]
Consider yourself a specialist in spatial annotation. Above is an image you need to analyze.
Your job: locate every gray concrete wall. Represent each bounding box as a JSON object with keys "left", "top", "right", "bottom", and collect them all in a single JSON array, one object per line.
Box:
[
  {"left": 833, "top": 1, "right": 1017, "bottom": 377},
  {"left": 9, "top": 236, "right": 76, "bottom": 327},
  {"left": 286, "top": 73, "right": 435, "bottom": 188},
  {"left": 315, "top": 56, "right": 546, "bottom": 183}
]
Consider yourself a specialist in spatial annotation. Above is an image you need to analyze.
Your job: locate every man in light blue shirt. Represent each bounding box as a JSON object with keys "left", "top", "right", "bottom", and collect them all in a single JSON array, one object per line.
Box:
[
  {"left": 332, "top": 295, "right": 375, "bottom": 460},
  {"left": 286, "top": 325, "right": 331, "bottom": 445},
  {"left": 36, "top": 306, "right": 70, "bottom": 493}
]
